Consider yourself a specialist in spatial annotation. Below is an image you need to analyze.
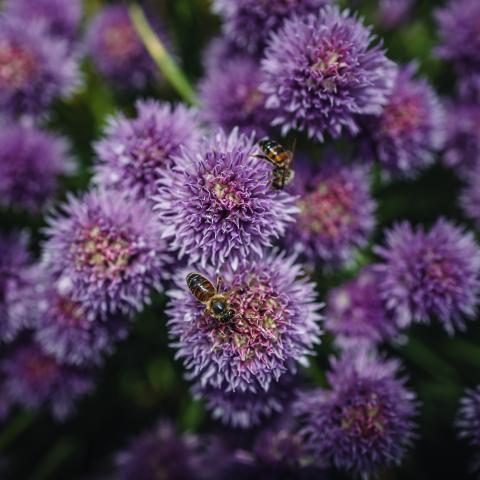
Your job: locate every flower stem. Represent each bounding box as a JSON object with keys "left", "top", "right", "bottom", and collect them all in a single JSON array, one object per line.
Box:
[
  {"left": 129, "top": 4, "right": 199, "bottom": 106},
  {"left": 0, "top": 411, "right": 36, "bottom": 451},
  {"left": 28, "top": 437, "right": 75, "bottom": 480}
]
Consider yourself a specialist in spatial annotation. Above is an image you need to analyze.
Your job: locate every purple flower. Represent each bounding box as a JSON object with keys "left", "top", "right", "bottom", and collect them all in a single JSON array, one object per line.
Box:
[
  {"left": 377, "top": 0, "right": 414, "bottom": 29},
  {"left": 212, "top": 0, "right": 332, "bottom": 53},
  {"left": 85, "top": 5, "right": 159, "bottom": 89},
  {"left": 29, "top": 267, "right": 129, "bottom": 366},
  {"left": 199, "top": 57, "right": 274, "bottom": 138},
  {"left": 442, "top": 102, "right": 480, "bottom": 180},
  {"left": 230, "top": 413, "right": 325, "bottom": 477},
  {"left": 251, "top": 415, "right": 315, "bottom": 469},
  {"left": 94, "top": 100, "right": 200, "bottom": 203},
  {"left": 4, "top": 0, "right": 83, "bottom": 42},
  {"left": 116, "top": 421, "right": 204, "bottom": 480},
  {"left": 0, "top": 231, "right": 33, "bottom": 341},
  {"left": 362, "top": 64, "right": 445, "bottom": 178},
  {"left": 435, "top": 0, "right": 480, "bottom": 71},
  {"left": 0, "top": 124, "right": 73, "bottom": 211},
  {"left": 193, "top": 375, "right": 296, "bottom": 429},
  {"left": 375, "top": 219, "right": 480, "bottom": 333},
  {"left": 167, "top": 251, "right": 322, "bottom": 394},
  {"left": 154, "top": 128, "right": 298, "bottom": 268},
  {"left": 43, "top": 189, "right": 170, "bottom": 316},
  {"left": 457, "top": 386, "right": 480, "bottom": 472},
  {"left": 461, "top": 165, "right": 480, "bottom": 229},
  {"left": 202, "top": 37, "right": 246, "bottom": 73},
  {"left": 326, "top": 266, "right": 398, "bottom": 346},
  {"left": 261, "top": 6, "right": 396, "bottom": 142},
  {"left": 0, "top": 16, "right": 79, "bottom": 115},
  {"left": 458, "top": 73, "right": 480, "bottom": 104},
  {"left": 294, "top": 349, "right": 417, "bottom": 478},
  {"left": 1, "top": 340, "right": 94, "bottom": 420},
  {"left": 285, "top": 158, "right": 376, "bottom": 267}
]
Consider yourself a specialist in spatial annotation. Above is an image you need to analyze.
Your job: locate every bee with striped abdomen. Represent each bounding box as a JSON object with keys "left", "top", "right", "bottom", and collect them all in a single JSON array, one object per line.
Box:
[
  {"left": 186, "top": 272, "right": 236, "bottom": 322},
  {"left": 255, "top": 138, "right": 295, "bottom": 190}
]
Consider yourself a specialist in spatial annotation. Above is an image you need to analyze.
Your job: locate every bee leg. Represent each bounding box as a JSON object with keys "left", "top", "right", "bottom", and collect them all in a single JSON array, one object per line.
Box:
[
  {"left": 280, "top": 167, "right": 288, "bottom": 188},
  {"left": 215, "top": 275, "right": 222, "bottom": 293},
  {"left": 226, "top": 286, "right": 246, "bottom": 297}
]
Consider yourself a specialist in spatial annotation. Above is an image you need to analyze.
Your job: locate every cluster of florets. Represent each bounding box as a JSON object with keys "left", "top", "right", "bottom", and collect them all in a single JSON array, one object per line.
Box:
[
  {"left": 361, "top": 63, "right": 445, "bottom": 179},
  {"left": 0, "top": 124, "right": 73, "bottom": 212},
  {"left": 326, "top": 266, "right": 398, "bottom": 346},
  {"left": 93, "top": 100, "right": 201, "bottom": 202},
  {"left": 261, "top": 6, "right": 396, "bottom": 142},
  {"left": 374, "top": 219, "right": 480, "bottom": 333},
  {"left": 85, "top": 5, "right": 165, "bottom": 89},
  {"left": 43, "top": 189, "right": 171, "bottom": 316},
  {"left": 294, "top": 349, "right": 417, "bottom": 478},
  {"left": 212, "top": 0, "right": 333, "bottom": 53},
  {"left": 2, "top": 0, "right": 480, "bottom": 478},
  {"left": 167, "top": 252, "right": 322, "bottom": 421},
  {"left": 285, "top": 156, "right": 376, "bottom": 267},
  {"left": 154, "top": 128, "right": 298, "bottom": 268}
]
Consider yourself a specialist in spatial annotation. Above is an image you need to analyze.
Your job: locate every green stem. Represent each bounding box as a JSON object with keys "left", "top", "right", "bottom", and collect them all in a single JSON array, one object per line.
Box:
[
  {"left": 28, "top": 438, "right": 75, "bottom": 480},
  {"left": 129, "top": 4, "right": 199, "bottom": 106},
  {"left": 399, "top": 337, "right": 458, "bottom": 380},
  {"left": 0, "top": 411, "right": 36, "bottom": 451}
]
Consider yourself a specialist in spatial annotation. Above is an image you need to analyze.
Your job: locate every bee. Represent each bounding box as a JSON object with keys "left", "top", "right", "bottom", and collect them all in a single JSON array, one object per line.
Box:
[
  {"left": 186, "top": 272, "right": 236, "bottom": 322},
  {"left": 255, "top": 139, "right": 295, "bottom": 190}
]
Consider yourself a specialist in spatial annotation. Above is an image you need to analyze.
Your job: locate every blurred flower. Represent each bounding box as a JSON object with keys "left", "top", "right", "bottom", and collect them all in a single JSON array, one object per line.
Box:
[
  {"left": 442, "top": 102, "right": 480, "bottom": 179},
  {"left": 0, "top": 124, "right": 73, "bottom": 211},
  {"left": 285, "top": 158, "right": 375, "bottom": 267},
  {"left": 457, "top": 386, "right": 480, "bottom": 473},
  {"left": 295, "top": 349, "right": 417, "bottom": 478},
  {"left": 116, "top": 421, "right": 205, "bottom": 480},
  {"left": 252, "top": 415, "right": 313, "bottom": 469},
  {"left": 435, "top": 0, "right": 480, "bottom": 71},
  {"left": 212, "top": 0, "right": 331, "bottom": 53},
  {"left": 43, "top": 189, "right": 170, "bottom": 316},
  {"left": 0, "top": 16, "right": 79, "bottom": 115},
  {"left": 2, "top": 340, "right": 93, "bottom": 420},
  {"left": 154, "top": 128, "right": 297, "bottom": 268},
  {"left": 30, "top": 267, "right": 129, "bottom": 366},
  {"left": 4, "top": 0, "right": 83, "bottom": 42},
  {"left": 167, "top": 251, "right": 322, "bottom": 394},
  {"left": 94, "top": 100, "right": 200, "bottom": 203},
  {"left": 85, "top": 5, "right": 160, "bottom": 89},
  {"left": 202, "top": 37, "right": 246, "bottom": 72},
  {"left": 199, "top": 57, "right": 274, "bottom": 138},
  {"left": 377, "top": 0, "right": 414, "bottom": 29},
  {"left": 193, "top": 375, "right": 296, "bottom": 429},
  {"left": 326, "top": 266, "right": 397, "bottom": 346},
  {"left": 375, "top": 219, "right": 480, "bottom": 333},
  {"left": 261, "top": 6, "right": 395, "bottom": 141},
  {"left": 362, "top": 64, "right": 444, "bottom": 178},
  {"left": 229, "top": 414, "right": 325, "bottom": 478},
  {"left": 0, "top": 231, "right": 32, "bottom": 341},
  {"left": 458, "top": 73, "right": 480, "bottom": 104},
  {"left": 461, "top": 165, "right": 480, "bottom": 229}
]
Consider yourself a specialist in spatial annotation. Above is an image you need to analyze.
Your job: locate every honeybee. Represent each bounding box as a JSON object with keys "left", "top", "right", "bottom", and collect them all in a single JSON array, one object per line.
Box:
[
  {"left": 186, "top": 272, "right": 236, "bottom": 322},
  {"left": 255, "top": 139, "right": 295, "bottom": 190}
]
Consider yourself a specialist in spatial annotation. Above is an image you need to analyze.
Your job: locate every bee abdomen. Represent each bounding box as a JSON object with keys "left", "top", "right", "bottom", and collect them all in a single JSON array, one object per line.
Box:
[
  {"left": 260, "top": 139, "right": 289, "bottom": 165},
  {"left": 186, "top": 273, "right": 215, "bottom": 303}
]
